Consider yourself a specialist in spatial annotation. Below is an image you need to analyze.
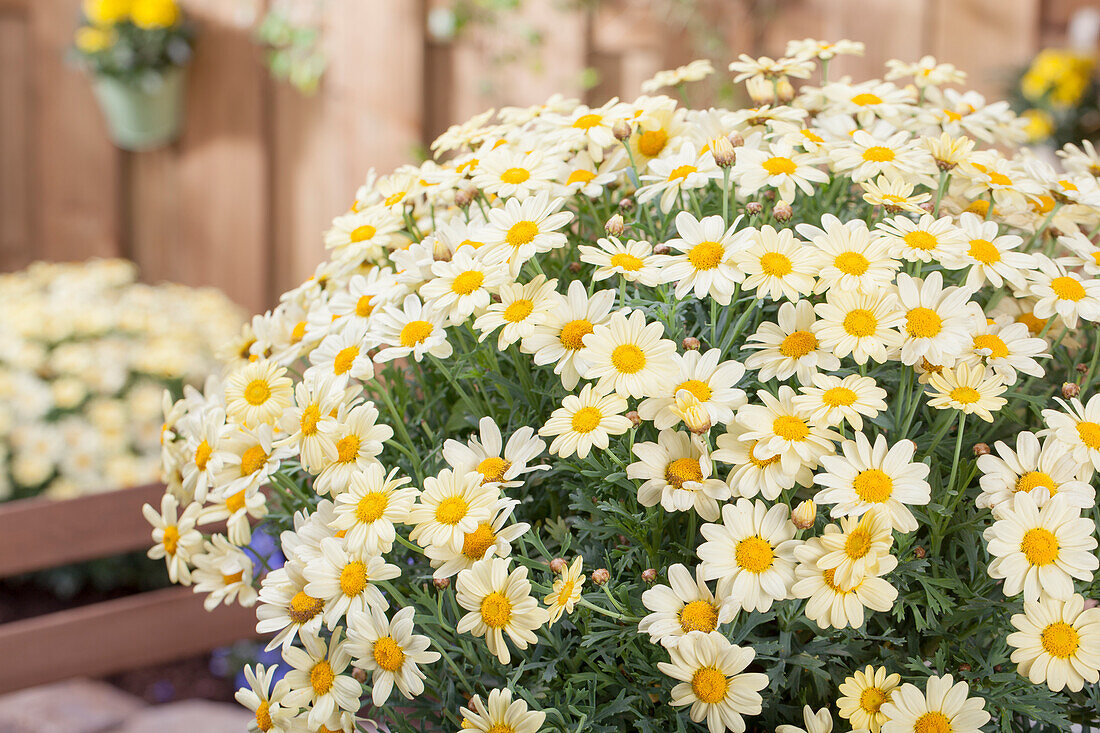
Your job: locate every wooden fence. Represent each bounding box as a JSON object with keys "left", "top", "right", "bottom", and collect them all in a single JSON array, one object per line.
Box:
[{"left": 0, "top": 0, "right": 1091, "bottom": 312}]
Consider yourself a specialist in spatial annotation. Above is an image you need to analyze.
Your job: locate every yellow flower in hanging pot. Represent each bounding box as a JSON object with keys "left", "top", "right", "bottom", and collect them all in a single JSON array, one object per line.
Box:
[
  {"left": 74, "top": 25, "right": 117, "bottom": 53},
  {"left": 82, "top": 0, "right": 131, "bottom": 26},
  {"left": 131, "top": 0, "right": 181, "bottom": 29}
]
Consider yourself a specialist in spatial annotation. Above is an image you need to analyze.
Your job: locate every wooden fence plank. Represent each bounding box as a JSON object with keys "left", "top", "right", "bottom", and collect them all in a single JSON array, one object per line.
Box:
[
  {"left": 0, "top": 11, "right": 31, "bottom": 272},
  {"left": 930, "top": 0, "right": 1041, "bottom": 99},
  {"left": 0, "top": 483, "right": 163, "bottom": 578},
  {"left": 0, "top": 586, "right": 259, "bottom": 694}
]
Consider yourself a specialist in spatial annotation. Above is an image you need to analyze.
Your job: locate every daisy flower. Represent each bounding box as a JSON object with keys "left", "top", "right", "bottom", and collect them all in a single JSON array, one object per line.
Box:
[
  {"left": 874, "top": 213, "right": 966, "bottom": 264},
  {"left": 1026, "top": 254, "right": 1100, "bottom": 329},
  {"left": 729, "top": 53, "right": 815, "bottom": 81},
  {"left": 408, "top": 468, "right": 499, "bottom": 552},
  {"left": 957, "top": 319, "right": 1047, "bottom": 385},
  {"left": 837, "top": 665, "right": 901, "bottom": 733},
  {"left": 815, "top": 508, "right": 894, "bottom": 586},
  {"left": 256, "top": 562, "right": 325, "bottom": 651},
  {"left": 344, "top": 605, "right": 440, "bottom": 706},
  {"left": 538, "top": 383, "right": 632, "bottom": 459},
  {"left": 814, "top": 288, "right": 905, "bottom": 364},
  {"left": 425, "top": 498, "right": 529, "bottom": 578},
  {"left": 895, "top": 271, "right": 980, "bottom": 366},
  {"left": 372, "top": 294, "right": 453, "bottom": 363},
  {"left": 460, "top": 688, "right": 546, "bottom": 733},
  {"left": 314, "top": 402, "right": 393, "bottom": 496},
  {"left": 628, "top": 428, "right": 731, "bottom": 521},
  {"left": 179, "top": 406, "right": 230, "bottom": 503},
  {"left": 215, "top": 423, "right": 293, "bottom": 497},
  {"left": 235, "top": 664, "right": 295, "bottom": 733},
  {"left": 656, "top": 630, "right": 768, "bottom": 733},
  {"left": 983, "top": 492, "right": 1098, "bottom": 602},
  {"left": 786, "top": 38, "right": 865, "bottom": 61},
  {"left": 224, "top": 359, "right": 294, "bottom": 428},
  {"left": 443, "top": 416, "right": 549, "bottom": 488},
  {"left": 797, "top": 215, "right": 899, "bottom": 295},
  {"left": 473, "top": 274, "right": 560, "bottom": 351},
  {"left": 579, "top": 309, "right": 679, "bottom": 399},
  {"left": 925, "top": 362, "right": 1007, "bottom": 422},
  {"left": 420, "top": 247, "right": 509, "bottom": 325},
  {"left": 1006, "top": 593, "right": 1100, "bottom": 692},
  {"left": 638, "top": 348, "right": 746, "bottom": 430},
  {"left": 1043, "top": 395, "right": 1100, "bottom": 472},
  {"left": 143, "top": 493, "right": 203, "bottom": 585},
  {"left": 481, "top": 191, "right": 573, "bottom": 274},
  {"left": 733, "top": 386, "right": 840, "bottom": 475},
  {"left": 735, "top": 225, "right": 817, "bottom": 302},
  {"left": 330, "top": 464, "right": 417, "bottom": 555},
  {"left": 733, "top": 136, "right": 829, "bottom": 201},
  {"left": 697, "top": 498, "right": 800, "bottom": 612},
  {"left": 657, "top": 212, "right": 749, "bottom": 305},
  {"left": 276, "top": 375, "right": 343, "bottom": 473},
  {"left": 306, "top": 323, "right": 376, "bottom": 385},
  {"left": 199, "top": 485, "right": 268, "bottom": 546},
  {"left": 878, "top": 674, "right": 990, "bottom": 733},
  {"left": 638, "top": 563, "right": 737, "bottom": 647},
  {"left": 579, "top": 236, "right": 662, "bottom": 286},
  {"left": 545, "top": 555, "right": 585, "bottom": 624},
  {"left": 814, "top": 432, "right": 931, "bottom": 533},
  {"left": 777, "top": 706, "right": 834, "bottom": 733},
  {"left": 641, "top": 59, "right": 715, "bottom": 93},
  {"left": 976, "top": 431, "right": 1095, "bottom": 517},
  {"left": 323, "top": 207, "right": 402, "bottom": 255},
  {"left": 829, "top": 128, "right": 933, "bottom": 182},
  {"left": 744, "top": 300, "right": 840, "bottom": 384},
  {"left": 792, "top": 533, "right": 898, "bottom": 630},
  {"left": 524, "top": 281, "right": 615, "bottom": 390},
  {"left": 940, "top": 213, "right": 1034, "bottom": 289},
  {"left": 471, "top": 146, "right": 559, "bottom": 200},
  {"left": 637, "top": 143, "right": 721, "bottom": 212},
  {"left": 455, "top": 557, "right": 549, "bottom": 664},
  {"left": 303, "top": 536, "right": 401, "bottom": 628},
  {"left": 1059, "top": 230, "right": 1100, "bottom": 277},
  {"left": 190, "top": 534, "right": 258, "bottom": 610},
  {"left": 712, "top": 422, "right": 814, "bottom": 500},
  {"left": 792, "top": 373, "right": 888, "bottom": 430},
  {"left": 281, "top": 632, "right": 361, "bottom": 729},
  {"left": 859, "top": 174, "right": 931, "bottom": 213}
]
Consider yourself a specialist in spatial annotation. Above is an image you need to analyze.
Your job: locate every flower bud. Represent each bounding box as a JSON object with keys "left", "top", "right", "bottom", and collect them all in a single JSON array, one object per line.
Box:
[
  {"left": 919, "top": 201, "right": 935, "bottom": 214},
  {"left": 1077, "top": 363, "right": 1089, "bottom": 374},
  {"left": 745, "top": 75, "right": 776, "bottom": 105},
  {"left": 746, "top": 201, "right": 763, "bottom": 216},
  {"left": 958, "top": 663, "right": 971, "bottom": 673},
  {"left": 455, "top": 186, "right": 478, "bottom": 208},
  {"left": 653, "top": 244, "right": 670, "bottom": 255},
  {"left": 605, "top": 213, "right": 625, "bottom": 237},
  {"left": 433, "top": 577, "right": 450, "bottom": 590},
  {"left": 914, "top": 546, "right": 927, "bottom": 559},
  {"left": 682, "top": 336, "right": 701, "bottom": 351},
  {"left": 727, "top": 132, "right": 745, "bottom": 148},
  {"left": 712, "top": 136, "right": 736, "bottom": 168},
  {"left": 642, "top": 568, "right": 657, "bottom": 583},
  {"left": 1062, "top": 382, "right": 1081, "bottom": 400},
  {"left": 352, "top": 667, "right": 368, "bottom": 683},
  {"left": 568, "top": 262, "right": 583, "bottom": 274},
  {"left": 618, "top": 197, "right": 635, "bottom": 212},
  {"left": 673, "top": 390, "right": 711, "bottom": 434},
  {"left": 773, "top": 200, "right": 793, "bottom": 222},
  {"left": 791, "top": 499, "right": 816, "bottom": 529},
  {"left": 591, "top": 568, "right": 611, "bottom": 586},
  {"left": 612, "top": 119, "right": 632, "bottom": 141},
  {"left": 626, "top": 410, "right": 642, "bottom": 427},
  {"left": 972, "top": 442, "right": 990, "bottom": 456},
  {"left": 776, "top": 75, "right": 795, "bottom": 102},
  {"left": 550, "top": 557, "right": 567, "bottom": 574}
]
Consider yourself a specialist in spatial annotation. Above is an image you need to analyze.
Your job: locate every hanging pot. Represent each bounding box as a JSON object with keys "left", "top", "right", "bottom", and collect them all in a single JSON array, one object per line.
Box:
[{"left": 91, "top": 67, "right": 186, "bottom": 151}]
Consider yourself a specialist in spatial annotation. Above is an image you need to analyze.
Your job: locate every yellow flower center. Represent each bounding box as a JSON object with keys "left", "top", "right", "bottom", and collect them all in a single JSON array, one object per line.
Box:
[
  {"left": 573, "top": 113, "right": 602, "bottom": 129},
  {"left": 477, "top": 456, "right": 511, "bottom": 484},
  {"left": 162, "top": 525, "right": 180, "bottom": 555},
  {"left": 859, "top": 686, "right": 887, "bottom": 713},
  {"left": 673, "top": 378, "right": 711, "bottom": 402},
  {"left": 762, "top": 156, "right": 797, "bottom": 175},
  {"left": 844, "top": 528, "right": 872, "bottom": 559},
  {"left": 244, "top": 379, "right": 271, "bottom": 406},
  {"left": 851, "top": 92, "right": 883, "bottom": 106},
  {"left": 1051, "top": 276, "right": 1086, "bottom": 301},
  {"left": 843, "top": 309, "right": 878, "bottom": 337},
  {"left": 690, "top": 666, "right": 729, "bottom": 704},
  {"left": 462, "top": 523, "right": 498, "bottom": 560},
  {"left": 688, "top": 241, "right": 724, "bottom": 270},
  {"left": 772, "top": 415, "right": 809, "bottom": 441},
  {"left": 611, "top": 344, "right": 647, "bottom": 374},
  {"left": 222, "top": 570, "right": 245, "bottom": 585},
  {"left": 372, "top": 636, "right": 406, "bottom": 672},
  {"left": 356, "top": 492, "right": 389, "bottom": 523},
  {"left": 333, "top": 345, "right": 359, "bottom": 375},
  {"left": 255, "top": 701, "right": 273, "bottom": 731},
  {"left": 566, "top": 169, "right": 596, "bottom": 185},
  {"left": 836, "top": 250, "right": 871, "bottom": 275},
  {"left": 1016, "top": 471, "right": 1056, "bottom": 494},
  {"left": 194, "top": 440, "right": 213, "bottom": 471},
  {"left": 988, "top": 171, "right": 1012, "bottom": 187},
  {"left": 487, "top": 725, "right": 516, "bottom": 733},
  {"left": 384, "top": 192, "right": 405, "bottom": 206},
  {"left": 506, "top": 220, "right": 539, "bottom": 248},
  {"left": 949, "top": 386, "right": 981, "bottom": 405},
  {"left": 336, "top": 435, "right": 361, "bottom": 463},
  {"left": 668, "top": 164, "right": 697, "bottom": 181},
  {"left": 914, "top": 711, "right": 951, "bottom": 733},
  {"left": 399, "top": 320, "right": 434, "bottom": 347},
  {"left": 862, "top": 145, "right": 896, "bottom": 162},
  {"left": 1041, "top": 621, "right": 1080, "bottom": 658},
  {"left": 1077, "top": 421, "right": 1100, "bottom": 449},
  {"left": 350, "top": 224, "right": 376, "bottom": 242},
  {"left": 560, "top": 319, "right": 594, "bottom": 350},
  {"left": 665, "top": 457, "right": 703, "bottom": 489},
  {"left": 435, "top": 496, "right": 469, "bottom": 525},
  {"left": 503, "top": 298, "right": 534, "bottom": 323},
  {"left": 905, "top": 230, "right": 938, "bottom": 251},
  {"left": 355, "top": 295, "right": 374, "bottom": 318},
  {"left": 678, "top": 600, "right": 719, "bottom": 633},
  {"left": 1020, "top": 527, "right": 1060, "bottom": 566},
  {"left": 968, "top": 238, "right": 1001, "bottom": 264},
  {"left": 637, "top": 129, "right": 669, "bottom": 157},
  {"left": 288, "top": 591, "right": 324, "bottom": 623},
  {"left": 226, "top": 490, "right": 247, "bottom": 514},
  {"left": 905, "top": 307, "right": 943, "bottom": 338},
  {"left": 853, "top": 469, "right": 893, "bottom": 503},
  {"left": 480, "top": 591, "right": 513, "bottom": 628},
  {"left": 571, "top": 406, "right": 603, "bottom": 433},
  {"left": 822, "top": 386, "right": 857, "bottom": 407},
  {"left": 291, "top": 321, "right": 307, "bottom": 343},
  {"left": 556, "top": 580, "right": 576, "bottom": 607},
  {"left": 973, "top": 334, "right": 1009, "bottom": 359},
  {"left": 748, "top": 440, "right": 781, "bottom": 468},
  {"left": 609, "top": 253, "right": 644, "bottom": 271},
  {"left": 779, "top": 330, "right": 818, "bottom": 358},
  {"left": 310, "top": 660, "right": 334, "bottom": 695},
  {"left": 240, "top": 445, "right": 268, "bottom": 476},
  {"left": 299, "top": 405, "right": 322, "bottom": 436},
  {"left": 339, "top": 561, "right": 369, "bottom": 596},
  {"left": 735, "top": 535, "right": 774, "bottom": 573},
  {"left": 452, "top": 270, "right": 484, "bottom": 295},
  {"left": 500, "top": 167, "right": 530, "bottom": 184},
  {"left": 760, "top": 251, "right": 793, "bottom": 276}
]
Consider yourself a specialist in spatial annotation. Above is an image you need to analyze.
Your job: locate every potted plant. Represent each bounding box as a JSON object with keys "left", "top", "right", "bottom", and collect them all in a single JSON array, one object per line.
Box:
[{"left": 72, "top": 0, "right": 194, "bottom": 151}]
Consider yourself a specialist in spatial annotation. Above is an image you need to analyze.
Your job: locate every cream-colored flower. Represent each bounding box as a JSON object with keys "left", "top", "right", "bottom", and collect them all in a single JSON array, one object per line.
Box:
[
  {"left": 579, "top": 309, "right": 679, "bottom": 399},
  {"left": 224, "top": 360, "right": 294, "bottom": 428},
  {"left": 460, "top": 688, "right": 546, "bottom": 733},
  {"left": 1007, "top": 593, "right": 1100, "bottom": 692},
  {"left": 345, "top": 605, "right": 440, "bottom": 706},
  {"left": 539, "top": 383, "right": 632, "bottom": 459},
  {"left": 455, "top": 557, "right": 549, "bottom": 664},
  {"left": 836, "top": 665, "right": 901, "bottom": 733},
  {"left": 545, "top": 555, "right": 585, "bottom": 624},
  {"left": 524, "top": 280, "right": 615, "bottom": 390},
  {"left": 976, "top": 431, "right": 1095, "bottom": 517},
  {"left": 657, "top": 212, "right": 749, "bottom": 305},
  {"left": 629, "top": 428, "right": 731, "bottom": 521},
  {"left": 281, "top": 632, "right": 361, "bottom": 729},
  {"left": 639, "top": 563, "right": 736, "bottom": 647},
  {"left": 330, "top": 464, "right": 417, "bottom": 555},
  {"left": 1043, "top": 395, "right": 1100, "bottom": 472},
  {"left": 735, "top": 225, "right": 817, "bottom": 303},
  {"left": 408, "top": 468, "right": 499, "bottom": 552},
  {"left": 792, "top": 373, "right": 888, "bottom": 430},
  {"left": 744, "top": 299, "right": 840, "bottom": 384},
  {"left": 879, "top": 674, "right": 990, "bottom": 733},
  {"left": 925, "top": 362, "right": 1007, "bottom": 422}
]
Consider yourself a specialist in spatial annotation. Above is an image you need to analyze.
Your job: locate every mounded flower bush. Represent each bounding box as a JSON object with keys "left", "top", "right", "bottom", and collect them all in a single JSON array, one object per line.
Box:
[{"left": 153, "top": 42, "right": 1100, "bottom": 733}]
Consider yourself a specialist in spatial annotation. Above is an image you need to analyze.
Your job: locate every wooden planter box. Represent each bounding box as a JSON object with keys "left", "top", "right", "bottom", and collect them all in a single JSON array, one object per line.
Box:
[{"left": 0, "top": 484, "right": 259, "bottom": 694}]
